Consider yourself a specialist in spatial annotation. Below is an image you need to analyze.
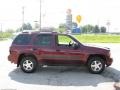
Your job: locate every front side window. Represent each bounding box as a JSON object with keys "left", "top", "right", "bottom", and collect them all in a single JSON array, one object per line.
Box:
[
  {"left": 34, "top": 34, "right": 52, "bottom": 46},
  {"left": 58, "top": 35, "right": 75, "bottom": 46}
]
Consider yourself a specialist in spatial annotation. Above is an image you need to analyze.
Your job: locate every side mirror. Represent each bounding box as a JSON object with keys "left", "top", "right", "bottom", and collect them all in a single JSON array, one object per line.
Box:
[{"left": 73, "top": 43, "right": 79, "bottom": 49}]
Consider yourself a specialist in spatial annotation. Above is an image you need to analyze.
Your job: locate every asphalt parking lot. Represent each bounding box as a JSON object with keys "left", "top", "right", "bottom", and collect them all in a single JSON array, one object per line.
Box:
[{"left": 1, "top": 40, "right": 120, "bottom": 90}]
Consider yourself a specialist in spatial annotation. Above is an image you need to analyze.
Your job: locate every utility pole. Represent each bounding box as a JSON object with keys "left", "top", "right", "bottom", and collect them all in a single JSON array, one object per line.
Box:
[
  {"left": 22, "top": 6, "right": 24, "bottom": 32},
  {"left": 0, "top": 23, "right": 2, "bottom": 32},
  {"left": 39, "top": 0, "right": 42, "bottom": 31},
  {"left": 106, "top": 21, "right": 110, "bottom": 33},
  {"left": 66, "top": 9, "right": 72, "bottom": 34}
]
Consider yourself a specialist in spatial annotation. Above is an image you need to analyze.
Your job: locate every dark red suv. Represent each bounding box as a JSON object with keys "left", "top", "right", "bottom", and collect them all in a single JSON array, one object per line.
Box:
[{"left": 8, "top": 31, "right": 113, "bottom": 74}]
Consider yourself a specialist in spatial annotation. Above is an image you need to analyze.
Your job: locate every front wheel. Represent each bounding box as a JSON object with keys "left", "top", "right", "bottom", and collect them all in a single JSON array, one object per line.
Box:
[
  {"left": 20, "top": 56, "right": 38, "bottom": 73},
  {"left": 87, "top": 56, "right": 105, "bottom": 74}
]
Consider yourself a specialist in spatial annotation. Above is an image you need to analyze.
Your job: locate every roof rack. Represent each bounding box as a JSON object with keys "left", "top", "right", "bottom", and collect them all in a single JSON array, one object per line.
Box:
[{"left": 38, "top": 31, "right": 58, "bottom": 35}]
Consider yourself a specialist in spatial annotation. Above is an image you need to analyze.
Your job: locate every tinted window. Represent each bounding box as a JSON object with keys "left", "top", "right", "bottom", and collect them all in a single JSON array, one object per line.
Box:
[
  {"left": 13, "top": 34, "right": 31, "bottom": 45},
  {"left": 34, "top": 34, "right": 52, "bottom": 46}
]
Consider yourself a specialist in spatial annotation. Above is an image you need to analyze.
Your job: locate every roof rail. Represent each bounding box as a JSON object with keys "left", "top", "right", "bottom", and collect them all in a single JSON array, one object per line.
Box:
[
  {"left": 39, "top": 31, "right": 57, "bottom": 33},
  {"left": 22, "top": 30, "right": 39, "bottom": 34},
  {"left": 52, "top": 31, "right": 57, "bottom": 33}
]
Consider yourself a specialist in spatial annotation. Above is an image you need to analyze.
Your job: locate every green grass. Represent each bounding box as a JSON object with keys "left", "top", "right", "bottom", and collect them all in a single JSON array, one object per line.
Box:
[
  {"left": 59, "top": 34, "right": 120, "bottom": 43},
  {"left": 74, "top": 34, "right": 120, "bottom": 43},
  {"left": 0, "top": 32, "right": 13, "bottom": 41}
]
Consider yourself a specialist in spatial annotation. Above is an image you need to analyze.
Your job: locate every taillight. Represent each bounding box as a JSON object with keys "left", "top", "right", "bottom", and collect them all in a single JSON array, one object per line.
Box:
[
  {"left": 9, "top": 50, "right": 11, "bottom": 54},
  {"left": 108, "top": 51, "right": 112, "bottom": 58},
  {"left": 9, "top": 47, "right": 12, "bottom": 54}
]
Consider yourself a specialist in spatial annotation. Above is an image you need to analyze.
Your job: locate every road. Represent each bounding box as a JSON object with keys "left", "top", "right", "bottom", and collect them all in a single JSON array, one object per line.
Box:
[{"left": 0, "top": 40, "right": 116, "bottom": 90}]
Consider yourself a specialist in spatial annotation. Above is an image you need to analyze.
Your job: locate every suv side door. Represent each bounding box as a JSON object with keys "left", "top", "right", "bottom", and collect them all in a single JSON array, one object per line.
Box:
[
  {"left": 33, "top": 34, "right": 56, "bottom": 64},
  {"left": 56, "top": 34, "right": 84, "bottom": 65}
]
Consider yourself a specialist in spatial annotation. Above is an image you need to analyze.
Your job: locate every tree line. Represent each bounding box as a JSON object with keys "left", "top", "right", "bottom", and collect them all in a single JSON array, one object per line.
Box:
[
  {"left": 1, "top": 22, "right": 107, "bottom": 34},
  {"left": 16, "top": 22, "right": 107, "bottom": 34},
  {"left": 59, "top": 22, "right": 106, "bottom": 33},
  {"left": 81, "top": 24, "right": 106, "bottom": 33}
]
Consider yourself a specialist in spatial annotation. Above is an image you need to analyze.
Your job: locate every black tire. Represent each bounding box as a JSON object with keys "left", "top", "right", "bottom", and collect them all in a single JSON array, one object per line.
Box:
[
  {"left": 20, "top": 56, "right": 38, "bottom": 73},
  {"left": 87, "top": 56, "right": 105, "bottom": 74}
]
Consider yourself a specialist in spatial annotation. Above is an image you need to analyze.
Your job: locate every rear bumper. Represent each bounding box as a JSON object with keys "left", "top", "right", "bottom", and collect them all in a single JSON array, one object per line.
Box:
[
  {"left": 8, "top": 54, "right": 18, "bottom": 64},
  {"left": 106, "top": 57, "right": 113, "bottom": 67}
]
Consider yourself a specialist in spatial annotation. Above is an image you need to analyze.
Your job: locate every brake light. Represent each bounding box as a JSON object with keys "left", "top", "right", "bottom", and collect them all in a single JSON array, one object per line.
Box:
[{"left": 9, "top": 50, "right": 12, "bottom": 54}]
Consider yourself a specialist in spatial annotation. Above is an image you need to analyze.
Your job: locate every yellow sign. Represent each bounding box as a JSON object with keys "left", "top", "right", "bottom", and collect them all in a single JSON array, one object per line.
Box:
[{"left": 76, "top": 15, "right": 82, "bottom": 23}]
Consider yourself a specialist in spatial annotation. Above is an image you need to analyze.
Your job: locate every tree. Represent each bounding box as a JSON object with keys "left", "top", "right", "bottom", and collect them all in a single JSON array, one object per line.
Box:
[
  {"left": 58, "top": 23, "right": 66, "bottom": 33},
  {"left": 20, "top": 23, "right": 33, "bottom": 31},
  {"left": 81, "top": 24, "right": 94, "bottom": 33},
  {"left": 59, "top": 23, "right": 66, "bottom": 28},
  {"left": 87, "top": 24, "right": 94, "bottom": 33},
  {"left": 26, "top": 23, "right": 32, "bottom": 30},
  {"left": 93, "top": 25, "right": 100, "bottom": 33},
  {"left": 22, "top": 23, "right": 27, "bottom": 30},
  {"left": 72, "top": 22, "right": 78, "bottom": 28},
  {"left": 81, "top": 26, "right": 87, "bottom": 33},
  {"left": 100, "top": 26, "right": 106, "bottom": 33},
  {"left": 59, "top": 28, "right": 66, "bottom": 33},
  {"left": 34, "top": 22, "right": 39, "bottom": 29}
]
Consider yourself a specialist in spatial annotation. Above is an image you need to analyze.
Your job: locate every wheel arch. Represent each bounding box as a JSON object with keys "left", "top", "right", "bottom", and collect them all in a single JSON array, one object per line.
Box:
[
  {"left": 17, "top": 53, "right": 37, "bottom": 67},
  {"left": 86, "top": 54, "right": 106, "bottom": 65}
]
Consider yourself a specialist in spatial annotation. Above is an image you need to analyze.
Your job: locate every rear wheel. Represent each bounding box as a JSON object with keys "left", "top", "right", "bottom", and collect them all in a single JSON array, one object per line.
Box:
[
  {"left": 87, "top": 56, "right": 105, "bottom": 74},
  {"left": 20, "top": 56, "right": 38, "bottom": 73}
]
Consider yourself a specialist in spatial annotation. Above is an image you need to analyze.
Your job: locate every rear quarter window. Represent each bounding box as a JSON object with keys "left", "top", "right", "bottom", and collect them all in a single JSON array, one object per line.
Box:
[{"left": 13, "top": 34, "right": 31, "bottom": 45}]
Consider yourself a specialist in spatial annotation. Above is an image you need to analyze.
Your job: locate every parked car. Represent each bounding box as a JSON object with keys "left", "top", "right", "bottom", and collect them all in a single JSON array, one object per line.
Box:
[{"left": 8, "top": 31, "right": 113, "bottom": 74}]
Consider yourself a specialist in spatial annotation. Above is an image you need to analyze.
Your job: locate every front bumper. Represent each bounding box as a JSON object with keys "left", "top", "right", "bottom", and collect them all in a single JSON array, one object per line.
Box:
[{"left": 106, "top": 57, "right": 113, "bottom": 67}]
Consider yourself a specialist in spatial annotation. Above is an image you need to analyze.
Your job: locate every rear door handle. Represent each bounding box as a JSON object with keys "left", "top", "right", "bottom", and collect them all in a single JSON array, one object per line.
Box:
[
  {"left": 56, "top": 49, "right": 60, "bottom": 51},
  {"left": 32, "top": 48, "right": 37, "bottom": 51}
]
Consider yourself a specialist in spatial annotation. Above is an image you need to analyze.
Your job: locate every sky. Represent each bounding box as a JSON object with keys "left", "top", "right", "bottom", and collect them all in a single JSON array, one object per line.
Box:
[{"left": 0, "top": 0, "right": 120, "bottom": 32}]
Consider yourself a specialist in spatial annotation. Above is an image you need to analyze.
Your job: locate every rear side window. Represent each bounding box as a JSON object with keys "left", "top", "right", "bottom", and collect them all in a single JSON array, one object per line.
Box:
[
  {"left": 34, "top": 34, "right": 52, "bottom": 47},
  {"left": 13, "top": 34, "right": 31, "bottom": 45}
]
